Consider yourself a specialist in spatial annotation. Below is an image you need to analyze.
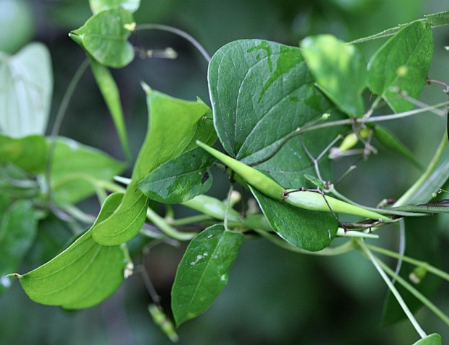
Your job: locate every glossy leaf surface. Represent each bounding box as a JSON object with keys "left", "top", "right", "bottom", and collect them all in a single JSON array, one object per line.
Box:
[
  {"left": 301, "top": 35, "right": 367, "bottom": 117},
  {"left": 89, "top": 0, "right": 140, "bottom": 13},
  {"left": 250, "top": 187, "right": 337, "bottom": 251},
  {"left": 0, "top": 43, "right": 52, "bottom": 137},
  {"left": 208, "top": 39, "right": 344, "bottom": 187},
  {"left": 368, "top": 21, "right": 433, "bottom": 113},
  {"left": 71, "top": 8, "right": 134, "bottom": 68},
  {"left": 89, "top": 56, "right": 130, "bottom": 159},
  {"left": 171, "top": 225, "right": 243, "bottom": 326},
  {"left": 0, "top": 133, "right": 47, "bottom": 174},
  {"left": 92, "top": 87, "right": 211, "bottom": 245},
  {"left": 139, "top": 147, "right": 215, "bottom": 204},
  {"left": 18, "top": 193, "right": 126, "bottom": 309},
  {"left": 50, "top": 137, "right": 126, "bottom": 205},
  {"left": 0, "top": 197, "right": 37, "bottom": 296}
]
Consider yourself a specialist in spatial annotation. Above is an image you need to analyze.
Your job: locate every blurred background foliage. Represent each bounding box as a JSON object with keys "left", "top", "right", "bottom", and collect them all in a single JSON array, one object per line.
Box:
[{"left": 1, "top": 0, "right": 449, "bottom": 344}]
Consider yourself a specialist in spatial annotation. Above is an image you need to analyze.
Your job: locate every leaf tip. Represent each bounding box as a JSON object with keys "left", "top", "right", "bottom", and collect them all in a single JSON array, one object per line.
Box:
[{"left": 141, "top": 82, "right": 152, "bottom": 93}]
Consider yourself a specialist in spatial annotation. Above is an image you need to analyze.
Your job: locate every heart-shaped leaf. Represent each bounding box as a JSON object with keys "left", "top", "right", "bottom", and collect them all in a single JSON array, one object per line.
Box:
[
  {"left": 301, "top": 35, "right": 367, "bottom": 117},
  {"left": 17, "top": 193, "right": 127, "bottom": 309},
  {"left": 171, "top": 224, "right": 243, "bottom": 326},
  {"left": 368, "top": 21, "right": 433, "bottom": 113},
  {"left": 0, "top": 43, "right": 52, "bottom": 137},
  {"left": 411, "top": 334, "right": 442, "bottom": 345},
  {"left": 70, "top": 8, "right": 134, "bottom": 68}
]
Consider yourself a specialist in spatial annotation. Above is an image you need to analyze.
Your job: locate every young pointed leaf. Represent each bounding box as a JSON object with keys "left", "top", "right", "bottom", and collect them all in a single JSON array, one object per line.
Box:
[
  {"left": 0, "top": 197, "right": 37, "bottom": 296},
  {"left": 372, "top": 124, "right": 423, "bottom": 170},
  {"left": 0, "top": 43, "right": 52, "bottom": 137},
  {"left": 301, "top": 35, "right": 367, "bottom": 117},
  {"left": 0, "top": 133, "right": 47, "bottom": 174},
  {"left": 250, "top": 187, "right": 337, "bottom": 251},
  {"left": 138, "top": 147, "right": 215, "bottom": 204},
  {"left": 368, "top": 21, "right": 433, "bottom": 113},
  {"left": 70, "top": 8, "right": 134, "bottom": 68},
  {"left": 411, "top": 334, "right": 442, "bottom": 345},
  {"left": 50, "top": 137, "right": 126, "bottom": 205},
  {"left": 89, "top": 0, "right": 140, "bottom": 14},
  {"left": 171, "top": 225, "right": 243, "bottom": 326},
  {"left": 17, "top": 193, "right": 127, "bottom": 309},
  {"left": 92, "top": 87, "right": 210, "bottom": 245},
  {"left": 89, "top": 56, "right": 131, "bottom": 160},
  {"left": 208, "top": 39, "right": 345, "bottom": 188}
]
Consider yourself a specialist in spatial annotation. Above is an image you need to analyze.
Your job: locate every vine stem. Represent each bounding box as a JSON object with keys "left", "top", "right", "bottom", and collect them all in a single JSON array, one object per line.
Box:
[
  {"left": 135, "top": 24, "right": 211, "bottom": 63},
  {"left": 146, "top": 208, "right": 196, "bottom": 241},
  {"left": 394, "top": 133, "right": 448, "bottom": 206},
  {"left": 359, "top": 240, "right": 427, "bottom": 339},
  {"left": 45, "top": 59, "right": 89, "bottom": 203}
]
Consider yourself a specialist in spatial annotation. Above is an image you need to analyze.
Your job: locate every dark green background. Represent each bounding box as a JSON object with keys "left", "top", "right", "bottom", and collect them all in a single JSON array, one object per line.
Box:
[{"left": 1, "top": 0, "right": 449, "bottom": 344}]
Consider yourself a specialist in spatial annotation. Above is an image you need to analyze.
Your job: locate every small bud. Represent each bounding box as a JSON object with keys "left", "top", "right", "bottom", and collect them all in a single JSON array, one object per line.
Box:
[
  {"left": 322, "top": 113, "right": 331, "bottom": 120},
  {"left": 409, "top": 266, "right": 427, "bottom": 284},
  {"left": 124, "top": 22, "right": 136, "bottom": 32},
  {"left": 396, "top": 65, "right": 408, "bottom": 77}
]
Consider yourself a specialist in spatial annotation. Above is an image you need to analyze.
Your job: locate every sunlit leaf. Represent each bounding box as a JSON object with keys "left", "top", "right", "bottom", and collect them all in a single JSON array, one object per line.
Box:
[
  {"left": 17, "top": 193, "right": 127, "bottom": 309},
  {"left": 50, "top": 137, "right": 126, "bottom": 205},
  {"left": 368, "top": 21, "right": 433, "bottom": 113},
  {"left": 250, "top": 187, "right": 337, "bottom": 251},
  {"left": 139, "top": 147, "right": 215, "bottom": 204},
  {"left": 70, "top": 8, "right": 134, "bottom": 68},
  {"left": 89, "top": 0, "right": 140, "bottom": 14},
  {"left": 92, "top": 86, "right": 211, "bottom": 245},
  {"left": 0, "top": 197, "right": 37, "bottom": 296},
  {"left": 0, "top": 133, "right": 47, "bottom": 174},
  {"left": 0, "top": 43, "right": 52, "bottom": 137},
  {"left": 301, "top": 35, "right": 367, "bottom": 117},
  {"left": 171, "top": 225, "right": 243, "bottom": 326},
  {"left": 89, "top": 56, "right": 131, "bottom": 159}
]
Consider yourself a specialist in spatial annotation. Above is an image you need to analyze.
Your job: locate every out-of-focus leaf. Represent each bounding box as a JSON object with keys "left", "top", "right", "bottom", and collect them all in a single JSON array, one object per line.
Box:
[
  {"left": 412, "top": 334, "right": 442, "bottom": 345},
  {"left": 17, "top": 193, "right": 127, "bottom": 309},
  {"left": 301, "top": 35, "right": 367, "bottom": 117},
  {"left": 250, "top": 187, "right": 337, "bottom": 251},
  {"left": 0, "top": 0, "right": 34, "bottom": 54},
  {"left": 0, "top": 43, "right": 52, "bottom": 137},
  {"left": 89, "top": 0, "right": 140, "bottom": 14},
  {"left": 381, "top": 216, "right": 440, "bottom": 326},
  {"left": 70, "top": 8, "right": 134, "bottom": 68},
  {"left": 89, "top": 56, "right": 130, "bottom": 159},
  {"left": 92, "top": 87, "right": 210, "bottom": 246},
  {"left": 0, "top": 197, "right": 37, "bottom": 296},
  {"left": 368, "top": 21, "right": 433, "bottom": 113},
  {"left": 139, "top": 147, "right": 215, "bottom": 204},
  {"left": 372, "top": 124, "right": 423, "bottom": 170},
  {"left": 0, "top": 164, "right": 40, "bottom": 199},
  {"left": 171, "top": 225, "right": 243, "bottom": 326},
  {"left": 0, "top": 133, "right": 47, "bottom": 174},
  {"left": 50, "top": 137, "right": 126, "bottom": 205}
]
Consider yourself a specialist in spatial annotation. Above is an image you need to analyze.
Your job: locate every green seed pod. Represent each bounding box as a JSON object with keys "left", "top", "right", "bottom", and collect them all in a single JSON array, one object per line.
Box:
[
  {"left": 197, "top": 141, "right": 390, "bottom": 221},
  {"left": 339, "top": 133, "right": 359, "bottom": 152}
]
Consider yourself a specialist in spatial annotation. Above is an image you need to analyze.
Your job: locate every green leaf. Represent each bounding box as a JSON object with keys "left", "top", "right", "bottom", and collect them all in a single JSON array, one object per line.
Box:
[
  {"left": 89, "top": 0, "right": 140, "bottom": 14},
  {"left": 412, "top": 334, "right": 442, "bottom": 345},
  {"left": 367, "top": 21, "right": 433, "bottom": 113},
  {"left": 17, "top": 193, "right": 127, "bottom": 309},
  {"left": 171, "top": 225, "right": 243, "bottom": 326},
  {"left": 92, "top": 86, "right": 210, "bottom": 245},
  {"left": 381, "top": 216, "right": 440, "bottom": 326},
  {"left": 371, "top": 124, "right": 423, "bottom": 170},
  {"left": 0, "top": 164, "right": 40, "bottom": 199},
  {"left": 301, "top": 35, "right": 367, "bottom": 117},
  {"left": 250, "top": 187, "right": 338, "bottom": 251},
  {"left": 139, "top": 147, "right": 215, "bottom": 204},
  {"left": 208, "top": 39, "right": 345, "bottom": 188},
  {"left": 50, "top": 137, "right": 126, "bottom": 205},
  {"left": 70, "top": 8, "right": 134, "bottom": 68},
  {"left": 0, "top": 133, "right": 47, "bottom": 174},
  {"left": 0, "top": 43, "right": 53, "bottom": 137},
  {"left": 89, "top": 56, "right": 131, "bottom": 159},
  {"left": 0, "top": 197, "right": 37, "bottom": 296}
]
